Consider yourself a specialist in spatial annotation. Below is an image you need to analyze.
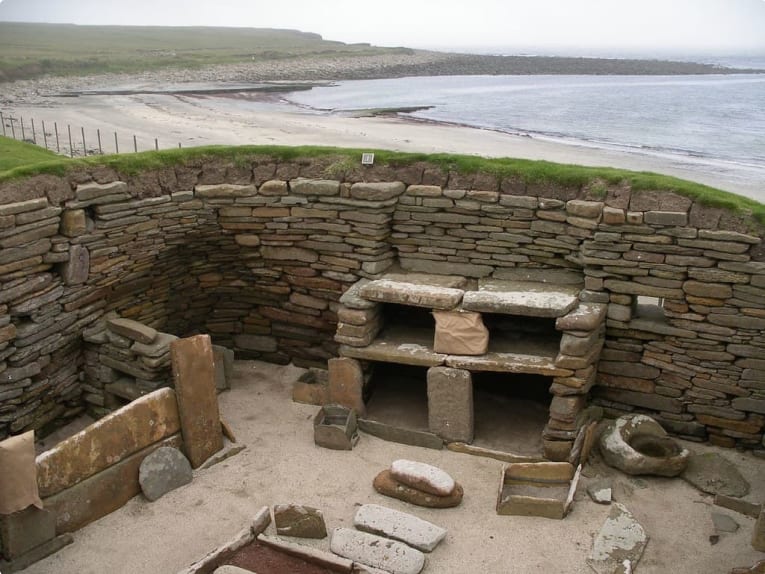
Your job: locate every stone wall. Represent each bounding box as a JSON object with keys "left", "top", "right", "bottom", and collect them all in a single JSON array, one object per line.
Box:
[{"left": 0, "top": 156, "right": 763, "bottom": 450}]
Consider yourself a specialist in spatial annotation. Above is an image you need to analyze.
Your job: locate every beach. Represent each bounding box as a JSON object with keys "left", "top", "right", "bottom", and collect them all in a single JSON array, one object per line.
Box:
[{"left": 3, "top": 68, "right": 764, "bottom": 203}]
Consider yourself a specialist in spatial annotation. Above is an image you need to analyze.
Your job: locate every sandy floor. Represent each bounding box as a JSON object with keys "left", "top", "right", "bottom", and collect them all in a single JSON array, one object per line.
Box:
[
  {"left": 22, "top": 361, "right": 765, "bottom": 574},
  {"left": 4, "top": 87, "right": 764, "bottom": 204}
]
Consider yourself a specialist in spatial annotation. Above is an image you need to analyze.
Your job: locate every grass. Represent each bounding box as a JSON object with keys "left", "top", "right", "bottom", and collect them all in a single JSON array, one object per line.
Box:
[
  {"left": 0, "top": 22, "right": 407, "bottom": 82},
  {"left": 0, "top": 136, "right": 62, "bottom": 172},
  {"left": 1, "top": 138, "right": 762, "bottom": 222}
]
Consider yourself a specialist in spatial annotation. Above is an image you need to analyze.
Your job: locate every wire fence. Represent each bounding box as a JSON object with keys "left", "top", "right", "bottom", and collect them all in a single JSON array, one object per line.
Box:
[{"left": 0, "top": 111, "right": 183, "bottom": 157}]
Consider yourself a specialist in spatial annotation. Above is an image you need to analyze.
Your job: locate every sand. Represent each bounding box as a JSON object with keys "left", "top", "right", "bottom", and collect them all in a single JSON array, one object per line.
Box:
[
  {"left": 21, "top": 360, "right": 765, "bottom": 574},
  {"left": 3, "top": 78, "right": 764, "bottom": 204}
]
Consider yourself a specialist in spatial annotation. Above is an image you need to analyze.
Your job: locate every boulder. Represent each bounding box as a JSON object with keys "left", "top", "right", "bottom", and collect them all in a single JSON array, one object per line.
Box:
[{"left": 138, "top": 446, "right": 192, "bottom": 502}]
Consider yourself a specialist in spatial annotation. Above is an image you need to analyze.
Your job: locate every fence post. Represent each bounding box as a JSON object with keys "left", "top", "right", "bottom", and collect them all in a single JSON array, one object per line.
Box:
[
  {"left": 81, "top": 127, "right": 86, "bottom": 156},
  {"left": 114, "top": 132, "right": 119, "bottom": 154},
  {"left": 0, "top": 112, "right": 4, "bottom": 137},
  {"left": 133, "top": 135, "right": 137, "bottom": 153},
  {"left": 97, "top": 129, "right": 102, "bottom": 154},
  {"left": 154, "top": 138, "right": 158, "bottom": 151},
  {"left": 20, "top": 117, "right": 26, "bottom": 141},
  {"left": 179, "top": 142, "right": 182, "bottom": 148},
  {"left": 67, "top": 124, "right": 73, "bottom": 157},
  {"left": 42, "top": 120, "right": 48, "bottom": 150},
  {"left": 54, "top": 122, "right": 60, "bottom": 153},
  {"left": 10, "top": 117, "right": 15, "bottom": 139},
  {"left": 31, "top": 118, "right": 37, "bottom": 144}
]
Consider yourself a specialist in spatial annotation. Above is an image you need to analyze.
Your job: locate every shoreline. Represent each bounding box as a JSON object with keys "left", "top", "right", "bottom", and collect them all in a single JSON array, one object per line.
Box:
[{"left": 2, "top": 76, "right": 764, "bottom": 203}]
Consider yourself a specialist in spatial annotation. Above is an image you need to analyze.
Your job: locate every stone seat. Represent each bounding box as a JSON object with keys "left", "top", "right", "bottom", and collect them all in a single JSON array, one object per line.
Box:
[{"left": 462, "top": 279, "right": 581, "bottom": 318}]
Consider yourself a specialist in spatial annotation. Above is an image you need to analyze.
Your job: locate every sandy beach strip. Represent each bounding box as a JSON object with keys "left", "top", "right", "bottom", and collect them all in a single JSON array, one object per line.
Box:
[{"left": 2, "top": 65, "right": 763, "bottom": 203}]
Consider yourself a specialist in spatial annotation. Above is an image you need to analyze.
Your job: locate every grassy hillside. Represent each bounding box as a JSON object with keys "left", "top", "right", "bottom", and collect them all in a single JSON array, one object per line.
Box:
[
  {"left": 1, "top": 138, "right": 762, "bottom": 222},
  {"left": 0, "top": 22, "right": 406, "bottom": 82},
  {"left": 0, "top": 135, "right": 61, "bottom": 171}
]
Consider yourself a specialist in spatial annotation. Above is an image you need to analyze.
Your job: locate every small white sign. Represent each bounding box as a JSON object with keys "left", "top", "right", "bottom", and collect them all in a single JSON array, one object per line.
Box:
[{"left": 361, "top": 152, "right": 375, "bottom": 165}]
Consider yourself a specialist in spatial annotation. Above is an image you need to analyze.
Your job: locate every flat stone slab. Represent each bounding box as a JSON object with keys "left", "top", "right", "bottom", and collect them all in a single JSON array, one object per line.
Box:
[
  {"left": 358, "top": 419, "right": 443, "bottom": 450},
  {"left": 360, "top": 277, "right": 465, "bottom": 309},
  {"left": 462, "top": 279, "right": 580, "bottom": 318},
  {"left": 213, "top": 566, "right": 252, "bottom": 574},
  {"left": 391, "top": 459, "right": 455, "bottom": 496},
  {"left": 330, "top": 527, "right": 425, "bottom": 574},
  {"left": 587, "top": 503, "right": 648, "bottom": 574},
  {"left": 711, "top": 511, "right": 739, "bottom": 533},
  {"left": 587, "top": 480, "right": 613, "bottom": 505},
  {"left": 273, "top": 504, "right": 328, "bottom": 539},
  {"left": 339, "top": 327, "right": 446, "bottom": 367},
  {"left": 682, "top": 452, "right": 750, "bottom": 497},
  {"left": 373, "top": 470, "right": 463, "bottom": 508},
  {"left": 107, "top": 317, "right": 158, "bottom": 344},
  {"left": 555, "top": 302, "right": 607, "bottom": 332},
  {"left": 354, "top": 504, "right": 447, "bottom": 553},
  {"left": 139, "top": 446, "right": 192, "bottom": 502}
]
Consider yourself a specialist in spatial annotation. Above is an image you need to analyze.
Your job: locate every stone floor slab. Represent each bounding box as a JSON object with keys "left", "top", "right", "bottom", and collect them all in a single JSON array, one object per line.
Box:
[
  {"left": 354, "top": 504, "right": 447, "bottom": 552},
  {"left": 330, "top": 527, "right": 425, "bottom": 574}
]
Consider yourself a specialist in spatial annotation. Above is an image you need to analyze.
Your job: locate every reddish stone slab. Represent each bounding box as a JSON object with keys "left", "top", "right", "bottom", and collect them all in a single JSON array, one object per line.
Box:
[
  {"left": 328, "top": 357, "right": 366, "bottom": 417},
  {"left": 44, "top": 435, "right": 182, "bottom": 534},
  {"left": 36, "top": 388, "right": 181, "bottom": 498},
  {"left": 171, "top": 335, "right": 224, "bottom": 468}
]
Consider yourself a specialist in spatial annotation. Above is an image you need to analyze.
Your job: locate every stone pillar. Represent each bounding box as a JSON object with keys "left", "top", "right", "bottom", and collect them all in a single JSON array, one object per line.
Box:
[
  {"left": 170, "top": 335, "right": 223, "bottom": 468},
  {"left": 753, "top": 507, "right": 765, "bottom": 551},
  {"left": 328, "top": 357, "right": 367, "bottom": 417},
  {"left": 427, "top": 367, "right": 473, "bottom": 443}
]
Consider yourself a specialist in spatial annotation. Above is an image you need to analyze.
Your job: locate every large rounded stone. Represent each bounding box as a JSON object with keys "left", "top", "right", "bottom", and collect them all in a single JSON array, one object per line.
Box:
[
  {"left": 373, "top": 470, "right": 463, "bottom": 508},
  {"left": 598, "top": 414, "right": 689, "bottom": 477},
  {"left": 139, "top": 446, "right": 193, "bottom": 501}
]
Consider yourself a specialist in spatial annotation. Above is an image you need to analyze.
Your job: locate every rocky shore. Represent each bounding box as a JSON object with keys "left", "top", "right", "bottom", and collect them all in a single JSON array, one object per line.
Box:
[{"left": 1, "top": 49, "right": 759, "bottom": 107}]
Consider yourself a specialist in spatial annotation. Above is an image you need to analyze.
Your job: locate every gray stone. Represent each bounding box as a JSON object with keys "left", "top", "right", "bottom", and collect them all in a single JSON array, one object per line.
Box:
[
  {"left": 390, "top": 459, "right": 455, "bottom": 496},
  {"left": 330, "top": 527, "right": 425, "bottom": 574},
  {"left": 555, "top": 303, "right": 607, "bottom": 331},
  {"left": 754, "top": 508, "right": 765, "bottom": 551},
  {"left": 339, "top": 279, "right": 379, "bottom": 310},
  {"left": 0, "top": 506, "right": 56, "bottom": 560},
  {"left": 290, "top": 178, "right": 340, "bottom": 196},
  {"left": 107, "top": 317, "right": 157, "bottom": 344},
  {"left": 213, "top": 566, "right": 253, "bottom": 574},
  {"left": 427, "top": 367, "right": 473, "bottom": 443},
  {"left": 399, "top": 257, "right": 493, "bottom": 278},
  {"left": 682, "top": 453, "right": 750, "bottom": 497},
  {"left": 462, "top": 279, "right": 580, "bottom": 318},
  {"left": 59, "top": 244, "right": 89, "bottom": 285},
  {"left": 711, "top": 512, "right": 739, "bottom": 533},
  {"left": 194, "top": 184, "right": 256, "bottom": 198},
  {"left": 233, "top": 334, "right": 278, "bottom": 353},
  {"left": 587, "top": 480, "right": 613, "bottom": 505},
  {"left": 599, "top": 414, "right": 690, "bottom": 477},
  {"left": 273, "top": 504, "right": 327, "bottom": 539},
  {"left": 212, "top": 345, "right": 234, "bottom": 392},
  {"left": 587, "top": 503, "right": 648, "bottom": 574},
  {"left": 138, "top": 446, "right": 193, "bottom": 502},
  {"left": 351, "top": 182, "right": 406, "bottom": 201},
  {"left": 360, "top": 277, "right": 464, "bottom": 310},
  {"left": 357, "top": 419, "right": 443, "bottom": 450},
  {"left": 354, "top": 504, "right": 447, "bottom": 553}
]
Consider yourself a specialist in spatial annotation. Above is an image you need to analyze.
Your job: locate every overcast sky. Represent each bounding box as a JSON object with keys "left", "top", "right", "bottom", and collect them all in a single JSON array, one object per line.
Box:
[{"left": 1, "top": 0, "right": 764, "bottom": 54}]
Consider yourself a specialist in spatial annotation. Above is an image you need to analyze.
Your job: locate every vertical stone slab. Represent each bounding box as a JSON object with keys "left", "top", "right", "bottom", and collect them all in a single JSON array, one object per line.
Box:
[
  {"left": 427, "top": 367, "right": 474, "bottom": 443},
  {"left": 170, "top": 335, "right": 223, "bottom": 468},
  {"left": 59, "top": 244, "right": 89, "bottom": 285},
  {"left": 328, "top": 357, "right": 366, "bottom": 416},
  {"left": 753, "top": 507, "right": 765, "bottom": 551},
  {"left": 0, "top": 507, "right": 55, "bottom": 560}
]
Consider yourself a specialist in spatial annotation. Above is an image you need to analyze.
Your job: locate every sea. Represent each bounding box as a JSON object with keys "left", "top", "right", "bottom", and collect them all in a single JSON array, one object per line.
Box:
[{"left": 286, "top": 56, "right": 765, "bottom": 202}]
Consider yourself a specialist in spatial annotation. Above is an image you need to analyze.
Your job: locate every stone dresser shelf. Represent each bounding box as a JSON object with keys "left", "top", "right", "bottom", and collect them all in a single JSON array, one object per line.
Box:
[
  {"left": 340, "top": 325, "right": 569, "bottom": 377},
  {"left": 330, "top": 270, "right": 607, "bottom": 461}
]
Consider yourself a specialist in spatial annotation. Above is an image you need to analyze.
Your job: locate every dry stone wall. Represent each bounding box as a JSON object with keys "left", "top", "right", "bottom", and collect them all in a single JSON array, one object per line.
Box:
[{"left": 0, "top": 157, "right": 763, "bottom": 451}]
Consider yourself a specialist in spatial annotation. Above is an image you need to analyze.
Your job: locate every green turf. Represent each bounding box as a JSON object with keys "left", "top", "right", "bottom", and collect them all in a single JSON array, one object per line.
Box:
[
  {"left": 0, "top": 139, "right": 762, "bottom": 223},
  {"left": 0, "top": 22, "right": 407, "bottom": 82},
  {"left": 0, "top": 135, "right": 62, "bottom": 172}
]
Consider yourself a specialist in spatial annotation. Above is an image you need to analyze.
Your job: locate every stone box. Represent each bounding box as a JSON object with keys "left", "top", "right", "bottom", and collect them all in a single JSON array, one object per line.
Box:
[
  {"left": 496, "top": 462, "right": 580, "bottom": 520},
  {"left": 313, "top": 405, "right": 359, "bottom": 450}
]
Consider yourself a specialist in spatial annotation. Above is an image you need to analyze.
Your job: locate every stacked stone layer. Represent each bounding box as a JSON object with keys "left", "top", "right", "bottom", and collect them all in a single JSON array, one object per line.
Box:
[{"left": 0, "top": 158, "right": 762, "bottom": 450}]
